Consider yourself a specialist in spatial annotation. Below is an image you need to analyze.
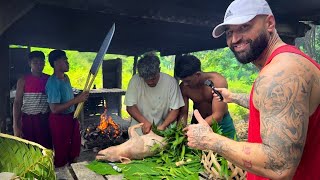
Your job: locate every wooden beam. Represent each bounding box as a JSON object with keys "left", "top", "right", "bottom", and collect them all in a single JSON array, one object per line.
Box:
[
  {"left": 0, "top": 0, "right": 35, "bottom": 35},
  {"left": 133, "top": 55, "right": 138, "bottom": 75},
  {"left": 174, "top": 54, "right": 182, "bottom": 83},
  {"left": 0, "top": 36, "right": 10, "bottom": 133}
]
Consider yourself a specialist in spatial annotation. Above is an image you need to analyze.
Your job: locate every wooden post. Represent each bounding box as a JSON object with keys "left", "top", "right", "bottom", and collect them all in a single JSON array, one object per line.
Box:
[
  {"left": 277, "top": 23, "right": 310, "bottom": 45},
  {"left": 0, "top": 36, "right": 10, "bottom": 133},
  {"left": 133, "top": 55, "right": 138, "bottom": 75},
  {"left": 174, "top": 54, "right": 182, "bottom": 83}
]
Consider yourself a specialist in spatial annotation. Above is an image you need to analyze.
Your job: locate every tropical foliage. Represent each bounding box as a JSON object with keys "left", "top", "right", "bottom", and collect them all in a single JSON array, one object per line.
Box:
[
  {"left": 296, "top": 24, "right": 320, "bottom": 63},
  {"left": 0, "top": 133, "right": 55, "bottom": 180}
]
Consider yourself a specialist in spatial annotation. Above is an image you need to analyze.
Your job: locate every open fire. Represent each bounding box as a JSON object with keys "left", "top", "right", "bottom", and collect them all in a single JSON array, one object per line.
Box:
[
  {"left": 81, "top": 107, "right": 128, "bottom": 149},
  {"left": 96, "top": 108, "right": 120, "bottom": 137}
]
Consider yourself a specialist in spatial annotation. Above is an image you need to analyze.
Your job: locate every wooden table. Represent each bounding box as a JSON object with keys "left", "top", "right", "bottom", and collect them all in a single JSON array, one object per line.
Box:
[{"left": 55, "top": 161, "right": 123, "bottom": 180}]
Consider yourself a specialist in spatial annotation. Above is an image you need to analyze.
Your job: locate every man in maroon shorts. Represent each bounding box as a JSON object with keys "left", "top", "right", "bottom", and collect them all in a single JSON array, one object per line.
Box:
[
  {"left": 46, "top": 49, "right": 89, "bottom": 167},
  {"left": 13, "top": 51, "right": 52, "bottom": 149}
]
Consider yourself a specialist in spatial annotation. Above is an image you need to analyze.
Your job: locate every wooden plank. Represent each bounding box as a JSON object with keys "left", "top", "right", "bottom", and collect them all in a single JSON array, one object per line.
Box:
[
  {"left": 55, "top": 166, "right": 74, "bottom": 180},
  {"left": 105, "top": 174, "right": 124, "bottom": 180},
  {"left": 71, "top": 161, "right": 105, "bottom": 180},
  {"left": 89, "top": 88, "right": 126, "bottom": 94}
]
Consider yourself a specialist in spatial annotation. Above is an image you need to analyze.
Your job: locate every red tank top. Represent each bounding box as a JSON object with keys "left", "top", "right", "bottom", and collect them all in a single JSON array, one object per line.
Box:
[
  {"left": 24, "top": 73, "right": 49, "bottom": 93},
  {"left": 247, "top": 45, "right": 320, "bottom": 180}
]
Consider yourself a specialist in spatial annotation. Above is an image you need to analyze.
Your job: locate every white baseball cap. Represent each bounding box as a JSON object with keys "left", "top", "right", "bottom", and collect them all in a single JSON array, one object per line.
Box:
[{"left": 212, "top": 0, "right": 273, "bottom": 38}]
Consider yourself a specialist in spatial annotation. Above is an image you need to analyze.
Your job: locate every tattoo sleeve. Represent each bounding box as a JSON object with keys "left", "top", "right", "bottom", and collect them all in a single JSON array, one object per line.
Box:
[
  {"left": 231, "top": 93, "right": 250, "bottom": 109},
  {"left": 255, "top": 71, "right": 309, "bottom": 175},
  {"left": 203, "top": 137, "right": 235, "bottom": 156}
]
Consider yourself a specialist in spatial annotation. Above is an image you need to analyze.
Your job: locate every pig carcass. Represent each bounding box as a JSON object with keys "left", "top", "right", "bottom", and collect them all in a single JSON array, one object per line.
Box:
[{"left": 96, "top": 123, "right": 166, "bottom": 164}]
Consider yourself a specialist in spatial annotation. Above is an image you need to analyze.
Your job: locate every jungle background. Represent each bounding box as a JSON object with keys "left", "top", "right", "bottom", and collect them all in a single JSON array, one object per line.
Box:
[{"left": 26, "top": 25, "right": 320, "bottom": 122}]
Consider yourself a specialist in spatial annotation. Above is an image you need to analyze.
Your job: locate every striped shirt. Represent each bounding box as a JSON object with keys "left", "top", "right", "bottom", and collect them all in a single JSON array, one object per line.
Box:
[{"left": 21, "top": 74, "right": 49, "bottom": 115}]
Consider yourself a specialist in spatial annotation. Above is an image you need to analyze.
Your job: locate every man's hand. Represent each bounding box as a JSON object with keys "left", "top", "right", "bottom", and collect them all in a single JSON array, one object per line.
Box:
[
  {"left": 142, "top": 121, "right": 152, "bottom": 134},
  {"left": 212, "top": 88, "right": 232, "bottom": 103},
  {"left": 157, "top": 124, "right": 166, "bottom": 131},
  {"left": 13, "top": 126, "right": 23, "bottom": 138},
  {"left": 75, "top": 91, "right": 89, "bottom": 103},
  {"left": 183, "top": 110, "right": 214, "bottom": 150},
  {"left": 214, "top": 88, "right": 249, "bottom": 109}
]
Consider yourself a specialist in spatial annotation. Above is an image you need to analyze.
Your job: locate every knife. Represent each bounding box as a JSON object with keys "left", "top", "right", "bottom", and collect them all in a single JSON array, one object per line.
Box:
[
  {"left": 74, "top": 23, "right": 116, "bottom": 118},
  {"left": 90, "top": 23, "right": 115, "bottom": 75}
]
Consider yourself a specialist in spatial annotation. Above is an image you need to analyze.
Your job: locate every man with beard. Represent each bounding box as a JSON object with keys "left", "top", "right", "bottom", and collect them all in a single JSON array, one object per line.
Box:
[
  {"left": 125, "top": 53, "right": 184, "bottom": 135},
  {"left": 183, "top": 0, "right": 320, "bottom": 179},
  {"left": 175, "top": 55, "right": 237, "bottom": 139}
]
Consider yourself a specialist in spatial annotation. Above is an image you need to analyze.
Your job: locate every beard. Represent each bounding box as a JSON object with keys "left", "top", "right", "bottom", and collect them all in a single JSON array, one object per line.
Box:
[{"left": 230, "top": 31, "right": 269, "bottom": 64}]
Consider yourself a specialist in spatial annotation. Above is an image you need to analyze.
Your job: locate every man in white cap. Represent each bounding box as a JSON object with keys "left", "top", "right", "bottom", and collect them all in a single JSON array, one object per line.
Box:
[{"left": 184, "top": 0, "right": 320, "bottom": 179}]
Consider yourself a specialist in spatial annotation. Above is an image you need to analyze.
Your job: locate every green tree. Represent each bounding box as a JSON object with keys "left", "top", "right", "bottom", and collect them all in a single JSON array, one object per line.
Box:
[{"left": 296, "top": 25, "right": 320, "bottom": 63}]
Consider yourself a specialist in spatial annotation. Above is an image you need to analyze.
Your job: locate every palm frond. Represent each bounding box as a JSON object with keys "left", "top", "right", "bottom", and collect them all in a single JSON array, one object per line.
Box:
[{"left": 0, "top": 133, "right": 55, "bottom": 180}]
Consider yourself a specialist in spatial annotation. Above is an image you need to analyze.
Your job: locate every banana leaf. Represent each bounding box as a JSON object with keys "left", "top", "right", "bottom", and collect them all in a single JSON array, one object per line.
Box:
[
  {"left": 87, "top": 159, "right": 201, "bottom": 180},
  {"left": 0, "top": 133, "right": 55, "bottom": 180}
]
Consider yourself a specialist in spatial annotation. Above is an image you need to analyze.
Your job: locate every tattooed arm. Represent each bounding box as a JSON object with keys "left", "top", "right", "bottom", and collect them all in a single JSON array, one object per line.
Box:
[
  {"left": 252, "top": 68, "right": 309, "bottom": 178},
  {"left": 230, "top": 93, "right": 250, "bottom": 109},
  {"left": 186, "top": 61, "right": 311, "bottom": 179},
  {"left": 213, "top": 88, "right": 249, "bottom": 109}
]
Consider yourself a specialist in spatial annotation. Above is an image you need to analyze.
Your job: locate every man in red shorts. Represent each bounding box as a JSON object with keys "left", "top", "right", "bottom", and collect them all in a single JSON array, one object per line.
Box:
[{"left": 46, "top": 49, "right": 89, "bottom": 167}]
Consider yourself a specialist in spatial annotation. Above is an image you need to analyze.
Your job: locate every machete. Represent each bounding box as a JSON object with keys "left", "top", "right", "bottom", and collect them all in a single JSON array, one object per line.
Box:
[{"left": 74, "top": 23, "right": 115, "bottom": 118}]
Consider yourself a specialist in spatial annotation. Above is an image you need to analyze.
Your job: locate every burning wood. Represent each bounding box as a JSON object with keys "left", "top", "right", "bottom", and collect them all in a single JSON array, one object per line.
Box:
[
  {"left": 81, "top": 107, "right": 128, "bottom": 149},
  {"left": 97, "top": 108, "right": 120, "bottom": 138}
]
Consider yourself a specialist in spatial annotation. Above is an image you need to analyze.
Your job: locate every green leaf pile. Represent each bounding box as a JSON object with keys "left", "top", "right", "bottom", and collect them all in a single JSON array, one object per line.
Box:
[
  {"left": 87, "top": 120, "right": 235, "bottom": 179},
  {"left": 0, "top": 133, "right": 55, "bottom": 180},
  {"left": 152, "top": 122, "right": 202, "bottom": 163},
  {"left": 88, "top": 122, "right": 202, "bottom": 179}
]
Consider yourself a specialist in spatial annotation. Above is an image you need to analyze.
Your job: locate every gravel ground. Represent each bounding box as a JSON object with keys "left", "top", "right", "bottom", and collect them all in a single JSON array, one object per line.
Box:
[{"left": 234, "top": 120, "right": 248, "bottom": 141}]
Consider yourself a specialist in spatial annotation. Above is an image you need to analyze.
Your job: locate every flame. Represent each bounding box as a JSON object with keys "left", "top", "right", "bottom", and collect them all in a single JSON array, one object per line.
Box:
[
  {"left": 97, "top": 110, "right": 108, "bottom": 132},
  {"left": 97, "top": 108, "right": 120, "bottom": 138}
]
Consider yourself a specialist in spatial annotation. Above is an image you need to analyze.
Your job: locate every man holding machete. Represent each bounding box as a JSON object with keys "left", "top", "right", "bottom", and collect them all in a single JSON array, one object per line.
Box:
[
  {"left": 46, "top": 24, "right": 114, "bottom": 168},
  {"left": 46, "top": 49, "right": 89, "bottom": 167}
]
